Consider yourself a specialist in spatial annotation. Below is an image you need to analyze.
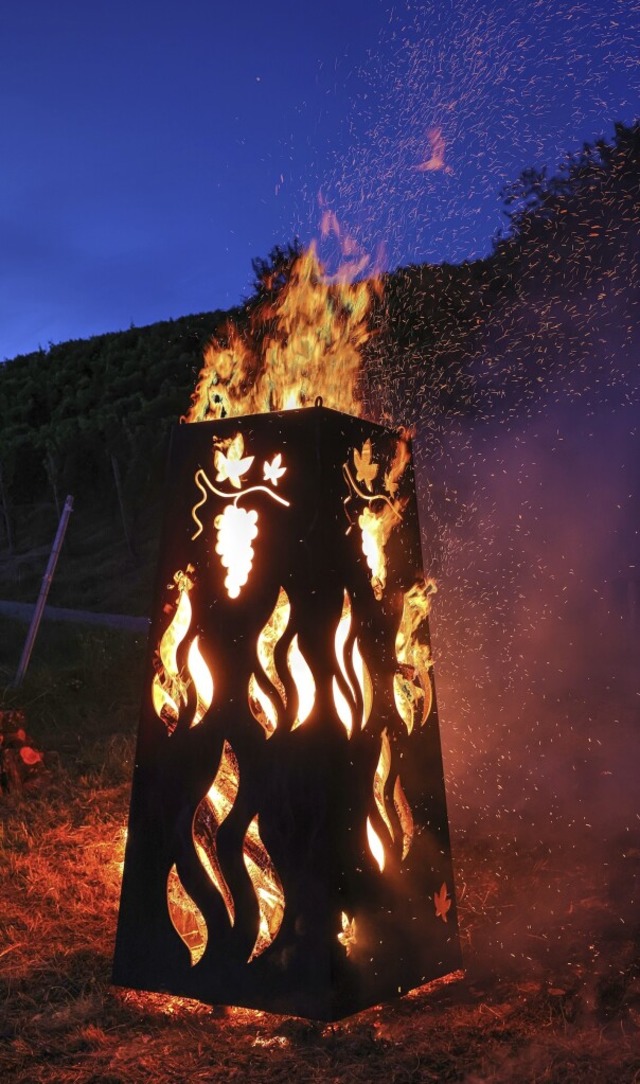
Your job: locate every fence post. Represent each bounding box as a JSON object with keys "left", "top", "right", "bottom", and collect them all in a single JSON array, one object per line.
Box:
[{"left": 12, "top": 495, "right": 74, "bottom": 688}]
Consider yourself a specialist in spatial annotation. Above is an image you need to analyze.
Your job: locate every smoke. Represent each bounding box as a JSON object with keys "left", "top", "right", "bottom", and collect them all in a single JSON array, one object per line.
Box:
[{"left": 426, "top": 398, "right": 639, "bottom": 841}]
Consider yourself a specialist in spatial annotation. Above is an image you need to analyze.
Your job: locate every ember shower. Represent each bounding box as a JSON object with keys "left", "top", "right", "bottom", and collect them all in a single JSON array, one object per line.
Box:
[{"left": 113, "top": 249, "right": 461, "bottom": 1020}]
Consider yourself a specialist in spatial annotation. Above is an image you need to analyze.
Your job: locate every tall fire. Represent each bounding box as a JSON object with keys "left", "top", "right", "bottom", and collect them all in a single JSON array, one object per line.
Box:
[{"left": 112, "top": 245, "right": 462, "bottom": 1020}]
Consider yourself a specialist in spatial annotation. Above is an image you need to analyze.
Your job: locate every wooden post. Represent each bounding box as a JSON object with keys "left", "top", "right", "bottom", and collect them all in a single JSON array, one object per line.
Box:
[{"left": 12, "top": 495, "right": 74, "bottom": 688}]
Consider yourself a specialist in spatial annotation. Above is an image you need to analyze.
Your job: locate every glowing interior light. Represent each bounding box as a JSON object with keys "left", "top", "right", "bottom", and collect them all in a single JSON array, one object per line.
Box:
[
  {"left": 151, "top": 678, "right": 180, "bottom": 729},
  {"left": 332, "top": 591, "right": 371, "bottom": 736},
  {"left": 160, "top": 582, "right": 192, "bottom": 675},
  {"left": 248, "top": 674, "right": 278, "bottom": 736},
  {"left": 393, "top": 672, "right": 417, "bottom": 735},
  {"left": 257, "top": 588, "right": 290, "bottom": 700},
  {"left": 192, "top": 740, "right": 240, "bottom": 926},
  {"left": 358, "top": 507, "right": 387, "bottom": 599},
  {"left": 166, "top": 863, "right": 208, "bottom": 966},
  {"left": 214, "top": 504, "right": 259, "bottom": 598},
  {"left": 352, "top": 637, "right": 373, "bottom": 729},
  {"left": 373, "top": 729, "right": 394, "bottom": 842},
  {"left": 393, "top": 776, "right": 415, "bottom": 861},
  {"left": 187, "top": 635, "right": 214, "bottom": 727},
  {"left": 366, "top": 817, "right": 386, "bottom": 873},
  {"left": 394, "top": 580, "right": 435, "bottom": 732},
  {"left": 332, "top": 677, "right": 353, "bottom": 737},
  {"left": 337, "top": 911, "right": 357, "bottom": 956},
  {"left": 152, "top": 571, "right": 194, "bottom": 732},
  {"left": 288, "top": 635, "right": 316, "bottom": 728},
  {"left": 249, "top": 588, "right": 291, "bottom": 737},
  {"left": 243, "top": 815, "right": 285, "bottom": 961}
]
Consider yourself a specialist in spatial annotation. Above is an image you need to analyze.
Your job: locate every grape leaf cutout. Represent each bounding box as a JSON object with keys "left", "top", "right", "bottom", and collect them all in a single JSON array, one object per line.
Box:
[
  {"left": 434, "top": 882, "right": 451, "bottom": 923},
  {"left": 214, "top": 433, "right": 254, "bottom": 489},
  {"left": 263, "top": 453, "right": 286, "bottom": 487},
  {"left": 353, "top": 439, "right": 379, "bottom": 491}
]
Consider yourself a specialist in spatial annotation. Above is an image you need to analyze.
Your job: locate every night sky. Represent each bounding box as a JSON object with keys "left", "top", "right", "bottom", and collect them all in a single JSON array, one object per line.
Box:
[{"left": 2, "top": 0, "right": 639, "bottom": 361}]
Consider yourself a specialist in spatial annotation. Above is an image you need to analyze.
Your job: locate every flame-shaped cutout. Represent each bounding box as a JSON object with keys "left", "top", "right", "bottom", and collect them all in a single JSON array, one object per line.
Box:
[
  {"left": 249, "top": 589, "right": 316, "bottom": 736},
  {"left": 394, "top": 581, "right": 435, "bottom": 733},
  {"left": 366, "top": 817, "right": 385, "bottom": 872},
  {"left": 192, "top": 740, "right": 240, "bottom": 926},
  {"left": 243, "top": 815, "right": 285, "bottom": 961},
  {"left": 187, "top": 635, "right": 214, "bottom": 727},
  {"left": 332, "top": 591, "right": 372, "bottom": 737},
  {"left": 337, "top": 911, "right": 357, "bottom": 957},
  {"left": 249, "top": 588, "right": 290, "bottom": 736},
  {"left": 152, "top": 572, "right": 193, "bottom": 733},
  {"left": 393, "top": 776, "right": 414, "bottom": 861},
  {"left": 166, "top": 863, "right": 207, "bottom": 966},
  {"left": 288, "top": 635, "right": 316, "bottom": 729},
  {"left": 373, "top": 728, "right": 394, "bottom": 842},
  {"left": 248, "top": 674, "right": 278, "bottom": 736}
]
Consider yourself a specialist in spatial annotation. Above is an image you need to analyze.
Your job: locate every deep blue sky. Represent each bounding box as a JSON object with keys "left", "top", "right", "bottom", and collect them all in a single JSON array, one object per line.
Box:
[{"left": 2, "top": 0, "right": 639, "bottom": 361}]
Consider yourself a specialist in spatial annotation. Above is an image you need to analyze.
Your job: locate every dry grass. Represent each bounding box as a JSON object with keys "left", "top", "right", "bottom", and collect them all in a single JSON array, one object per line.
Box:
[
  {"left": 1, "top": 623, "right": 639, "bottom": 1082},
  {"left": 1, "top": 762, "right": 639, "bottom": 1083}
]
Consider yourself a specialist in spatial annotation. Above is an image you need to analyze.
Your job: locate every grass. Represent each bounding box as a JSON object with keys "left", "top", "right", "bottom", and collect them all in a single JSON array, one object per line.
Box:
[
  {"left": 0, "top": 499, "right": 160, "bottom": 616},
  {"left": 1, "top": 620, "right": 639, "bottom": 1083}
]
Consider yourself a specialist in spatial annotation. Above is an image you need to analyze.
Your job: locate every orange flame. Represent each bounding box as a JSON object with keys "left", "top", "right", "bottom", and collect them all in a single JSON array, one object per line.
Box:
[
  {"left": 249, "top": 587, "right": 316, "bottom": 736},
  {"left": 372, "top": 728, "right": 394, "bottom": 842},
  {"left": 152, "top": 569, "right": 215, "bottom": 733},
  {"left": 190, "top": 741, "right": 285, "bottom": 962},
  {"left": 348, "top": 434, "right": 411, "bottom": 600},
  {"left": 185, "top": 246, "right": 374, "bottom": 422},
  {"left": 394, "top": 579, "right": 436, "bottom": 732},
  {"left": 243, "top": 815, "right": 285, "bottom": 961},
  {"left": 166, "top": 863, "right": 208, "bottom": 966},
  {"left": 193, "top": 739, "right": 240, "bottom": 928},
  {"left": 332, "top": 591, "right": 373, "bottom": 737}
]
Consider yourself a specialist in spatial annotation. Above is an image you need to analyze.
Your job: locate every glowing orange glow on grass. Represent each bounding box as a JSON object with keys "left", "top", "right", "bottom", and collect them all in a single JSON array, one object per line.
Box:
[{"left": 184, "top": 246, "right": 375, "bottom": 422}]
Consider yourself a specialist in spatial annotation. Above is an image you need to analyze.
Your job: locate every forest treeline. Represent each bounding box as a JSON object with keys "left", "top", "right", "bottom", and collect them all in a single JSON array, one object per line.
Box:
[{"left": 0, "top": 121, "right": 638, "bottom": 612}]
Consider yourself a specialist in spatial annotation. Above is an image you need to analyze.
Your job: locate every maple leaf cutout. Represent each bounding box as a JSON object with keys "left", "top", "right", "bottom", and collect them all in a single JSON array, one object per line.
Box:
[
  {"left": 353, "top": 439, "right": 379, "bottom": 491},
  {"left": 384, "top": 471, "right": 398, "bottom": 498},
  {"left": 214, "top": 433, "right": 254, "bottom": 489},
  {"left": 434, "top": 882, "right": 451, "bottom": 923},
  {"left": 263, "top": 453, "right": 286, "bottom": 487}
]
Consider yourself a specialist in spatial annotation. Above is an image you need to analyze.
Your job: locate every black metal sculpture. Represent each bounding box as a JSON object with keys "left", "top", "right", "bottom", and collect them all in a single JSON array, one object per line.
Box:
[{"left": 113, "top": 404, "right": 461, "bottom": 1019}]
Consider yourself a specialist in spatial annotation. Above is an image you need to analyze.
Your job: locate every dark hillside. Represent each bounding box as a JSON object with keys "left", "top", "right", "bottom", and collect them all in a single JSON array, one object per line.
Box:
[
  {"left": 0, "top": 123, "right": 638, "bottom": 618},
  {"left": 0, "top": 310, "right": 234, "bottom": 613}
]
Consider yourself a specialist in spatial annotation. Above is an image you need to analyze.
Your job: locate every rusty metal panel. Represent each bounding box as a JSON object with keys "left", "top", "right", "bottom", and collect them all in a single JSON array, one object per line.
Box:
[{"left": 113, "top": 405, "right": 461, "bottom": 1020}]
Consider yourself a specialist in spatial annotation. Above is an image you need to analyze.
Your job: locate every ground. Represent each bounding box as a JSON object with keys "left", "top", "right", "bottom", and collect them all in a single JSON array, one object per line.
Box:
[{"left": 0, "top": 622, "right": 638, "bottom": 1083}]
